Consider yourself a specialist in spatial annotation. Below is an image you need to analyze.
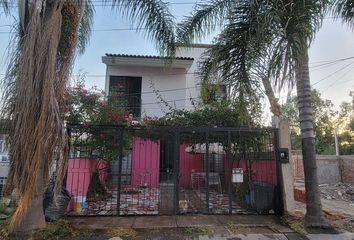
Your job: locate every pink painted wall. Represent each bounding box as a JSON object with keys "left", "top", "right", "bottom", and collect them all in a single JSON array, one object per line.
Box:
[
  {"left": 66, "top": 158, "right": 107, "bottom": 210},
  {"left": 128, "top": 141, "right": 204, "bottom": 189},
  {"left": 127, "top": 141, "right": 206, "bottom": 188},
  {"left": 130, "top": 138, "right": 160, "bottom": 188},
  {"left": 179, "top": 144, "right": 204, "bottom": 187},
  {"left": 227, "top": 159, "right": 277, "bottom": 185}
]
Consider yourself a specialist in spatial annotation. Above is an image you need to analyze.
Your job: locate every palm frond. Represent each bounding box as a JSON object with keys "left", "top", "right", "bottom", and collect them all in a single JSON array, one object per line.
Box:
[
  {"left": 332, "top": 0, "right": 354, "bottom": 29},
  {"left": 277, "top": 0, "right": 328, "bottom": 48},
  {"left": 176, "top": 0, "right": 235, "bottom": 44},
  {"left": 198, "top": 1, "right": 273, "bottom": 96},
  {"left": 109, "top": 0, "right": 176, "bottom": 56},
  {"left": 76, "top": 0, "right": 94, "bottom": 54},
  {"left": 0, "top": 0, "right": 10, "bottom": 14}
]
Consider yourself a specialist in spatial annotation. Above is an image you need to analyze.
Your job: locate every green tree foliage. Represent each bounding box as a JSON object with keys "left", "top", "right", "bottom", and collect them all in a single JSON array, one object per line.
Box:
[
  {"left": 337, "top": 101, "right": 354, "bottom": 154},
  {"left": 282, "top": 89, "right": 354, "bottom": 154},
  {"left": 149, "top": 100, "right": 262, "bottom": 128}
]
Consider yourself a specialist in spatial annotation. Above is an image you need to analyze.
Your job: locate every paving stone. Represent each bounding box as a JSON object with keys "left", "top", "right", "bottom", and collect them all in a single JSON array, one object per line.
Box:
[
  {"left": 177, "top": 215, "right": 221, "bottom": 227},
  {"left": 231, "top": 234, "right": 288, "bottom": 240},
  {"left": 70, "top": 216, "right": 135, "bottom": 229},
  {"left": 133, "top": 216, "right": 177, "bottom": 228},
  {"left": 283, "top": 232, "right": 308, "bottom": 240},
  {"left": 307, "top": 233, "right": 354, "bottom": 240},
  {"left": 217, "top": 215, "right": 280, "bottom": 226},
  {"left": 271, "top": 224, "right": 294, "bottom": 233}
]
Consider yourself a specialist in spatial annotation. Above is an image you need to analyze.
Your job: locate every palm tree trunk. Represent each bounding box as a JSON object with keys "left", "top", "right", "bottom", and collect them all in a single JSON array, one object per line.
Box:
[
  {"left": 261, "top": 77, "right": 281, "bottom": 116},
  {"left": 12, "top": 160, "right": 46, "bottom": 232},
  {"left": 295, "top": 40, "right": 328, "bottom": 227}
]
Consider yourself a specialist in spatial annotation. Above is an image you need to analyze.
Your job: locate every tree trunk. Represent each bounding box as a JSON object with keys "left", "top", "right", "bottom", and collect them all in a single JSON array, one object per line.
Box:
[
  {"left": 261, "top": 77, "right": 281, "bottom": 116},
  {"left": 12, "top": 160, "right": 46, "bottom": 232},
  {"left": 295, "top": 42, "right": 328, "bottom": 227}
]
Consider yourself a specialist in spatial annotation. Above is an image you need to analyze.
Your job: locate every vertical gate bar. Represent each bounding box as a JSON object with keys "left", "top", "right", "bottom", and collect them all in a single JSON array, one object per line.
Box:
[
  {"left": 273, "top": 128, "right": 284, "bottom": 215},
  {"left": 173, "top": 130, "right": 180, "bottom": 215},
  {"left": 205, "top": 131, "right": 210, "bottom": 214},
  {"left": 63, "top": 127, "right": 71, "bottom": 186},
  {"left": 116, "top": 126, "right": 124, "bottom": 216},
  {"left": 227, "top": 131, "right": 232, "bottom": 214}
]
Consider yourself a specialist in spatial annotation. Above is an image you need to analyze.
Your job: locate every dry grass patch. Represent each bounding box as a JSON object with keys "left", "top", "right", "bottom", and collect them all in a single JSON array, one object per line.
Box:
[
  {"left": 40, "top": 219, "right": 94, "bottom": 240},
  {"left": 0, "top": 217, "right": 11, "bottom": 239},
  {"left": 183, "top": 225, "right": 213, "bottom": 236},
  {"left": 227, "top": 223, "right": 275, "bottom": 234},
  {"left": 105, "top": 228, "right": 138, "bottom": 238},
  {"left": 280, "top": 216, "right": 307, "bottom": 235}
]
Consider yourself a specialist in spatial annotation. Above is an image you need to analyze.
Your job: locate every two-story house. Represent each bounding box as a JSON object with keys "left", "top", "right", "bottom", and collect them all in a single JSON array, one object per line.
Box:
[{"left": 102, "top": 44, "right": 213, "bottom": 118}]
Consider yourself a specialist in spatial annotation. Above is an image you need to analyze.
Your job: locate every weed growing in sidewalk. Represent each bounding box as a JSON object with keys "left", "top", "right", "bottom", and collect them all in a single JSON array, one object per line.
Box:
[{"left": 183, "top": 225, "right": 213, "bottom": 236}]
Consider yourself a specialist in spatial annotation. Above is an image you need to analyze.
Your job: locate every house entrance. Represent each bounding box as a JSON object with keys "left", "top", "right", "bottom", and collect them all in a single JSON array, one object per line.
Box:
[
  {"left": 159, "top": 138, "right": 174, "bottom": 183},
  {"left": 65, "top": 125, "right": 282, "bottom": 217}
]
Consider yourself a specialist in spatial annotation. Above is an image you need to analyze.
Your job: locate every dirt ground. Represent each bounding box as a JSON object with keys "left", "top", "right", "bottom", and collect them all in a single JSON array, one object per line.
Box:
[{"left": 292, "top": 183, "right": 354, "bottom": 233}]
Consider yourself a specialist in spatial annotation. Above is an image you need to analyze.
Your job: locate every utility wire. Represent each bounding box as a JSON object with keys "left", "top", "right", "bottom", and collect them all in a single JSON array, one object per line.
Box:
[
  {"left": 311, "top": 61, "right": 354, "bottom": 86},
  {"left": 108, "top": 86, "right": 198, "bottom": 96},
  {"left": 309, "top": 56, "right": 354, "bottom": 70},
  {"left": 321, "top": 66, "right": 354, "bottom": 92}
]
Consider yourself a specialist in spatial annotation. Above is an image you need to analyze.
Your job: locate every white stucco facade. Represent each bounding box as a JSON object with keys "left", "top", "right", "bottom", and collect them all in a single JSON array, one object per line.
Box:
[
  {"left": 176, "top": 46, "right": 211, "bottom": 111},
  {"left": 102, "top": 45, "right": 211, "bottom": 118}
]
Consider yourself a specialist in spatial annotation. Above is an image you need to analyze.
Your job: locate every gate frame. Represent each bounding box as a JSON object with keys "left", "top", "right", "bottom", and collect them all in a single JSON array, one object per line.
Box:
[{"left": 65, "top": 124, "right": 283, "bottom": 217}]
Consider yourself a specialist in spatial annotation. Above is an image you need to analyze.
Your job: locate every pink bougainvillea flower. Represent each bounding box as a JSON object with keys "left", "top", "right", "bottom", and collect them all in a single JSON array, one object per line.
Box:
[{"left": 82, "top": 89, "right": 88, "bottom": 96}]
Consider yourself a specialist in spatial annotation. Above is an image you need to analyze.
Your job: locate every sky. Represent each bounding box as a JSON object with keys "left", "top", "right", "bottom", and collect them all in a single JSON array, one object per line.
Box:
[{"left": 0, "top": 1, "right": 354, "bottom": 112}]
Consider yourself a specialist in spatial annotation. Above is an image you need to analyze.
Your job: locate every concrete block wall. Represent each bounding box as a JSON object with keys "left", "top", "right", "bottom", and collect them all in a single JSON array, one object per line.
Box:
[
  {"left": 291, "top": 151, "right": 354, "bottom": 185},
  {"left": 291, "top": 150, "right": 304, "bottom": 179},
  {"left": 341, "top": 156, "right": 354, "bottom": 184},
  {"left": 316, "top": 155, "right": 341, "bottom": 184}
]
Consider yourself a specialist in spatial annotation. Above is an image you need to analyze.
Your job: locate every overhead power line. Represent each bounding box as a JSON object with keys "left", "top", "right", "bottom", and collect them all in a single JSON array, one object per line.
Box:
[
  {"left": 321, "top": 65, "right": 354, "bottom": 92},
  {"left": 309, "top": 56, "right": 354, "bottom": 71},
  {"left": 311, "top": 61, "right": 354, "bottom": 86}
]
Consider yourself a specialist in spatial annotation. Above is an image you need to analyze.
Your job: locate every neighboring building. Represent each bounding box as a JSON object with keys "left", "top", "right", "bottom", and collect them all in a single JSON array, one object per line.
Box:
[
  {"left": 102, "top": 44, "right": 212, "bottom": 118},
  {"left": 0, "top": 124, "right": 9, "bottom": 197}
]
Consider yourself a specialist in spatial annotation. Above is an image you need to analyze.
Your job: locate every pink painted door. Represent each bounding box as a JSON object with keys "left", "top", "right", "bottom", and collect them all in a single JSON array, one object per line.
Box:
[
  {"left": 131, "top": 138, "right": 160, "bottom": 188},
  {"left": 179, "top": 144, "right": 204, "bottom": 188}
]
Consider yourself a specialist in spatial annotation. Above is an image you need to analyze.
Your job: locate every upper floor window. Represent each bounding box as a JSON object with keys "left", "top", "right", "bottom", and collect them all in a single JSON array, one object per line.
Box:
[
  {"left": 200, "top": 83, "right": 227, "bottom": 104},
  {"left": 109, "top": 76, "right": 142, "bottom": 118}
]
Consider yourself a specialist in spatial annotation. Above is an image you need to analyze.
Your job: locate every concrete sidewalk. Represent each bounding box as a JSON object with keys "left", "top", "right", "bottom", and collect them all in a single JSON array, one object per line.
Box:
[
  {"left": 70, "top": 215, "right": 290, "bottom": 230},
  {"left": 69, "top": 215, "right": 353, "bottom": 240}
]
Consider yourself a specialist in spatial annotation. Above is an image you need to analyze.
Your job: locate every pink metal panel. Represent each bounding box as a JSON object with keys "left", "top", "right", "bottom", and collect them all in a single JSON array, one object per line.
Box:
[
  {"left": 66, "top": 158, "right": 107, "bottom": 211},
  {"left": 179, "top": 144, "right": 204, "bottom": 188},
  {"left": 227, "top": 159, "right": 277, "bottom": 185},
  {"left": 131, "top": 138, "right": 160, "bottom": 188}
]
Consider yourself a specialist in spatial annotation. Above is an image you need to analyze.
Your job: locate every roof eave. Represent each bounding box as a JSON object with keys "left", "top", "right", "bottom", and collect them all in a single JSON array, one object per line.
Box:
[{"left": 102, "top": 56, "right": 194, "bottom": 69}]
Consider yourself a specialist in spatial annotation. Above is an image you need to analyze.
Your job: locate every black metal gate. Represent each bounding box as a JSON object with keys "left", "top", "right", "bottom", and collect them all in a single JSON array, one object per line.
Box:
[{"left": 65, "top": 125, "right": 282, "bottom": 216}]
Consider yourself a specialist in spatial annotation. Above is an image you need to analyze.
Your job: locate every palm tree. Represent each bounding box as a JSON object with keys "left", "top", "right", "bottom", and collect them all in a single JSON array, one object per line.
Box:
[
  {"left": 0, "top": 0, "right": 9, "bottom": 13},
  {"left": 332, "top": 0, "right": 354, "bottom": 28},
  {"left": 1, "top": 0, "right": 175, "bottom": 232},
  {"left": 177, "top": 0, "right": 330, "bottom": 227}
]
